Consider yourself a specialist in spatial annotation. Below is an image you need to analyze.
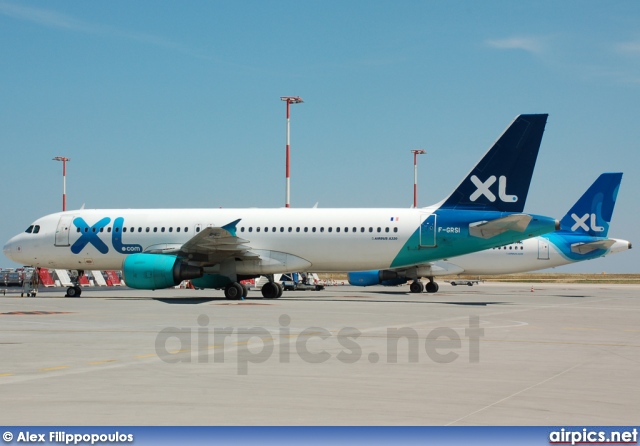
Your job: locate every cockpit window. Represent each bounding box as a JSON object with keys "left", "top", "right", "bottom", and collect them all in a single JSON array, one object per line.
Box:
[
  {"left": 25, "top": 225, "right": 34, "bottom": 233},
  {"left": 32, "top": 225, "right": 40, "bottom": 234}
]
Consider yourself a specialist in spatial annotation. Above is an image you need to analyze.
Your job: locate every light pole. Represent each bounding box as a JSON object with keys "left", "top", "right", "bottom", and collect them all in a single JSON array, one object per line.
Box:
[
  {"left": 280, "top": 96, "right": 304, "bottom": 208},
  {"left": 53, "top": 156, "right": 70, "bottom": 211},
  {"left": 411, "top": 150, "right": 426, "bottom": 208}
]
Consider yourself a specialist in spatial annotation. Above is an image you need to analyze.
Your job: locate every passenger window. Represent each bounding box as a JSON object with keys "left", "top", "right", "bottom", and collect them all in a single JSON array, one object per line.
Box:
[
  {"left": 169, "top": 227, "right": 173, "bottom": 232},
  {"left": 377, "top": 227, "right": 381, "bottom": 233},
  {"left": 177, "top": 227, "right": 181, "bottom": 232},
  {"left": 77, "top": 228, "right": 81, "bottom": 233},
  {"left": 137, "top": 227, "right": 142, "bottom": 233},
  {"left": 264, "top": 227, "right": 269, "bottom": 232},
  {"left": 272, "top": 227, "right": 277, "bottom": 232},
  {"left": 184, "top": 227, "right": 188, "bottom": 232},
  {"left": 394, "top": 228, "right": 398, "bottom": 233},
  {"left": 249, "top": 227, "right": 253, "bottom": 232},
  {"left": 161, "top": 227, "right": 165, "bottom": 233},
  {"left": 353, "top": 227, "right": 357, "bottom": 232},
  {"left": 336, "top": 227, "right": 340, "bottom": 233},
  {"left": 312, "top": 227, "right": 316, "bottom": 233},
  {"left": 280, "top": 227, "right": 284, "bottom": 232},
  {"left": 328, "top": 227, "right": 332, "bottom": 233},
  {"left": 385, "top": 227, "right": 389, "bottom": 233},
  {"left": 296, "top": 227, "right": 300, "bottom": 232},
  {"left": 320, "top": 227, "right": 324, "bottom": 232},
  {"left": 256, "top": 227, "right": 261, "bottom": 232},
  {"left": 146, "top": 227, "right": 150, "bottom": 233},
  {"left": 361, "top": 227, "right": 365, "bottom": 232},
  {"left": 288, "top": 227, "right": 292, "bottom": 232},
  {"left": 108, "top": 227, "right": 112, "bottom": 233},
  {"left": 123, "top": 227, "right": 127, "bottom": 233},
  {"left": 369, "top": 227, "right": 373, "bottom": 233},
  {"left": 153, "top": 228, "right": 157, "bottom": 233},
  {"left": 100, "top": 228, "right": 104, "bottom": 232},
  {"left": 304, "top": 227, "right": 308, "bottom": 232},
  {"left": 240, "top": 227, "right": 245, "bottom": 232}
]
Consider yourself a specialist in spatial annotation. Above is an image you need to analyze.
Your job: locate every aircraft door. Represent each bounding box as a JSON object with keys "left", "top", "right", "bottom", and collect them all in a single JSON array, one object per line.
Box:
[
  {"left": 419, "top": 214, "right": 437, "bottom": 247},
  {"left": 54, "top": 215, "right": 74, "bottom": 247},
  {"left": 538, "top": 239, "right": 550, "bottom": 260}
]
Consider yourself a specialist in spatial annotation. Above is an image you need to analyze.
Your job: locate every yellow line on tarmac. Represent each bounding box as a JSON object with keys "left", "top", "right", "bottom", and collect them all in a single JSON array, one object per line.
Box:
[
  {"left": 41, "top": 366, "right": 69, "bottom": 372},
  {"left": 88, "top": 360, "right": 117, "bottom": 365},
  {"left": 0, "top": 373, "right": 13, "bottom": 377},
  {"left": 135, "top": 354, "right": 156, "bottom": 359}
]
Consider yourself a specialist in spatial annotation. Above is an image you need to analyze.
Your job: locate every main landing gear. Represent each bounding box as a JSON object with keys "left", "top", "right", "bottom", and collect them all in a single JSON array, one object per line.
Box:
[
  {"left": 260, "top": 281, "right": 283, "bottom": 299},
  {"left": 410, "top": 277, "right": 439, "bottom": 294},
  {"left": 223, "top": 278, "right": 283, "bottom": 300},
  {"left": 224, "top": 282, "right": 247, "bottom": 300}
]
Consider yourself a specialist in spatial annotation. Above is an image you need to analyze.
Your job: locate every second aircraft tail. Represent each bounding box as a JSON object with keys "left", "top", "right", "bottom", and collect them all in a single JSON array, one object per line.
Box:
[{"left": 559, "top": 172, "right": 623, "bottom": 237}]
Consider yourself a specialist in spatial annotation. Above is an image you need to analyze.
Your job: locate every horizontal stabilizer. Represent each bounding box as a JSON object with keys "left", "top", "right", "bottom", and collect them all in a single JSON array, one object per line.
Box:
[
  {"left": 571, "top": 239, "right": 616, "bottom": 255},
  {"left": 469, "top": 214, "right": 532, "bottom": 239}
]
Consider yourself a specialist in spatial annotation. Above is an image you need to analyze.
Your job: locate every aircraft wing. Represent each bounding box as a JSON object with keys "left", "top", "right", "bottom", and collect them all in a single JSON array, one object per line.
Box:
[
  {"left": 570, "top": 239, "right": 616, "bottom": 255},
  {"left": 468, "top": 214, "right": 532, "bottom": 239},
  {"left": 160, "top": 219, "right": 260, "bottom": 265}
]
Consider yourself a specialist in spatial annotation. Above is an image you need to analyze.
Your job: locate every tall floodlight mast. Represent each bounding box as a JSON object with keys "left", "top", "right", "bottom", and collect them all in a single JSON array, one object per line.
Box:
[
  {"left": 280, "top": 96, "right": 304, "bottom": 208},
  {"left": 411, "top": 150, "right": 426, "bottom": 208},
  {"left": 53, "top": 156, "right": 71, "bottom": 211}
]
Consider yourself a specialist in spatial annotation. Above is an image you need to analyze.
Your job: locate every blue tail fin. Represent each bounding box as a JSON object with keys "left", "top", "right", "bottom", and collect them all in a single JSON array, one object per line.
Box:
[
  {"left": 559, "top": 173, "right": 623, "bottom": 237},
  {"left": 440, "top": 114, "right": 548, "bottom": 212}
]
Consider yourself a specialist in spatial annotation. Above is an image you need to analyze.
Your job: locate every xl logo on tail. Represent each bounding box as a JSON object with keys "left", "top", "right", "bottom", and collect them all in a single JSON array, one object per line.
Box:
[
  {"left": 470, "top": 175, "right": 517, "bottom": 203},
  {"left": 571, "top": 213, "right": 604, "bottom": 232}
]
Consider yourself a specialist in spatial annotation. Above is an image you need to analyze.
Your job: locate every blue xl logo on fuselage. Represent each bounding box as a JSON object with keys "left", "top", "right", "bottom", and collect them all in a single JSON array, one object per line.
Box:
[
  {"left": 70, "top": 217, "right": 143, "bottom": 255},
  {"left": 71, "top": 217, "right": 111, "bottom": 254}
]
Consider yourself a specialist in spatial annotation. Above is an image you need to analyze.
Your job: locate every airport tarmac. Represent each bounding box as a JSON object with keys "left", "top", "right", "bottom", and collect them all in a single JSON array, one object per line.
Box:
[{"left": 0, "top": 282, "right": 638, "bottom": 426}]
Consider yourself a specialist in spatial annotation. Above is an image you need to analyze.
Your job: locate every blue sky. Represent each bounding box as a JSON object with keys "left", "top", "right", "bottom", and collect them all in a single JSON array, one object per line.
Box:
[{"left": 1, "top": 1, "right": 638, "bottom": 273}]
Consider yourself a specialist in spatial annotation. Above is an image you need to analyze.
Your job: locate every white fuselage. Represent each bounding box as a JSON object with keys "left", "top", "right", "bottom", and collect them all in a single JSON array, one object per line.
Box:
[
  {"left": 434, "top": 236, "right": 630, "bottom": 275},
  {"left": 4, "top": 207, "right": 432, "bottom": 272}
]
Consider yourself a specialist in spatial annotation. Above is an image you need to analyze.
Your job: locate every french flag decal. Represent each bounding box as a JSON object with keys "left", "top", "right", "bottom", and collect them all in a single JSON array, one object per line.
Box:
[{"left": 390, "top": 217, "right": 399, "bottom": 221}]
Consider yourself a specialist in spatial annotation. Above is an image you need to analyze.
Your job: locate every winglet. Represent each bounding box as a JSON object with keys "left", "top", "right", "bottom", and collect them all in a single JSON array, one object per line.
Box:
[
  {"left": 221, "top": 219, "right": 241, "bottom": 237},
  {"left": 559, "top": 173, "right": 623, "bottom": 237},
  {"left": 440, "top": 114, "right": 548, "bottom": 212}
]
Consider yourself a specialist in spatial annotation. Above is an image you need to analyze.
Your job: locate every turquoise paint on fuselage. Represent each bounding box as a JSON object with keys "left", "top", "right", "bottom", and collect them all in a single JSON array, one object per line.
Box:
[
  {"left": 545, "top": 232, "right": 610, "bottom": 262},
  {"left": 390, "top": 209, "right": 557, "bottom": 268}
]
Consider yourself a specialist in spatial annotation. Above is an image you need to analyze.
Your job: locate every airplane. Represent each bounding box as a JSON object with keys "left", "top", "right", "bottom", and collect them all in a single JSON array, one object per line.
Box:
[
  {"left": 3, "top": 114, "right": 559, "bottom": 299},
  {"left": 347, "top": 172, "right": 631, "bottom": 292}
]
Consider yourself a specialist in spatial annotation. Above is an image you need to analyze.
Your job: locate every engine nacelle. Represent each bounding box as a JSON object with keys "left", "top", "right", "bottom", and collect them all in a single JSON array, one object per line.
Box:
[
  {"left": 122, "top": 254, "right": 203, "bottom": 290},
  {"left": 347, "top": 270, "right": 408, "bottom": 287}
]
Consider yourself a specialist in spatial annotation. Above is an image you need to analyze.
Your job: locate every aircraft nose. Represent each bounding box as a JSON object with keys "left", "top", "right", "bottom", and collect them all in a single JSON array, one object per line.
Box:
[
  {"left": 3, "top": 236, "right": 20, "bottom": 263},
  {"left": 3, "top": 239, "right": 12, "bottom": 258}
]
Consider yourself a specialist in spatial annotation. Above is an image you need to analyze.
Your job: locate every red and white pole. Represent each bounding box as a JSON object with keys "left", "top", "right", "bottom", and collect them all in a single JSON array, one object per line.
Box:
[
  {"left": 53, "top": 156, "right": 70, "bottom": 211},
  {"left": 411, "top": 150, "right": 426, "bottom": 208},
  {"left": 280, "top": 97, "right": 303, "bottom": 208}
]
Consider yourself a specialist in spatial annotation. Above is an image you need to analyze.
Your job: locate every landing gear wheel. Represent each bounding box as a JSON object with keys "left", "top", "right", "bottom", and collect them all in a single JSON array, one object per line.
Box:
[
  {"left": 66, "top": 286, "right": 81, "bottom": 297},
  {"left": 425, "top": 281, "right": 439, "bottom": 293},
  {"left": 275, "top": 282, "right": 283, "bottom": 298},
  {"left": 225, "top": 282, "right": 243, "bottom": 300},
  {"left": 410, "top": 281, "right": 424, "bottom": 293},
  {"left": 261, "top": 282, "right": 279, "bottom": 299}
]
